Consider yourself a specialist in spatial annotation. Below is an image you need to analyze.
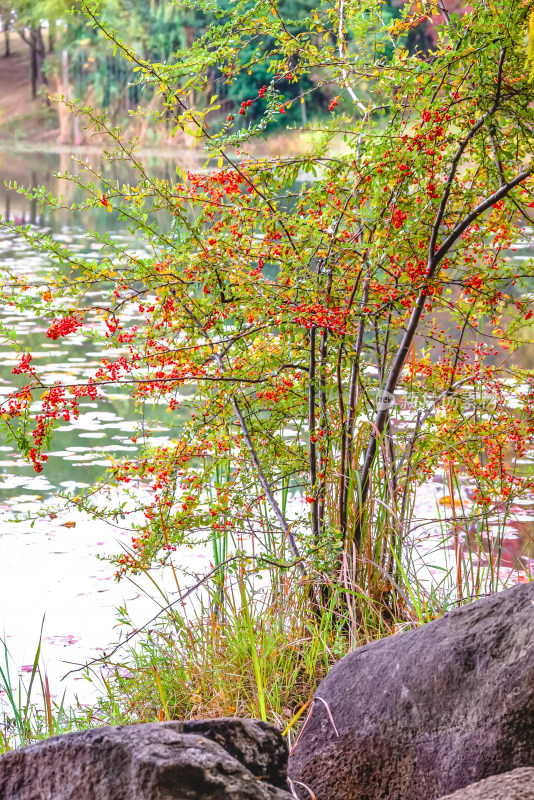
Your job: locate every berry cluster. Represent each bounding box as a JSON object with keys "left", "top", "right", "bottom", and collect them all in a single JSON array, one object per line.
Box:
[
  {"left": 391, "top": 207, "right": 408, "bottom": 229},
  {"left": 12, "top": 353, "right": 35, "bottom": 375},
  {"left": 291, "top": 302, "right": 350, "bottom": 334},
  {"left": 239, "top": 99, "right": 253, "bottom": 116},
  {"left": 46, "top": 314, "right": 83, "bottom": 340}
]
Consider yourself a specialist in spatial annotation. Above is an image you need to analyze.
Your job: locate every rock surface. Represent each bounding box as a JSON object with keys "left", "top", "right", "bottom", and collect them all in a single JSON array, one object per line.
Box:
[
  {"left": 437, "top": 767, "right": 534, "bottom": 799},
  {"left": 180, "top": 718, "right": 288, "bottom": 789},
  {"left": 0, "top": 719, "right": 292, "bottom": 800},
  {"left": 288, "top": 581, "right": 534, "bottom": 800}
]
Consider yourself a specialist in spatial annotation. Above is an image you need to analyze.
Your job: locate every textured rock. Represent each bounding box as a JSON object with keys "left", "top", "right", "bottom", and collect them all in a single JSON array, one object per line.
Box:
[
  {"left": 289, "top": 581, "right": 534, "bottom": 800},
  {"left": 437, "top": 768, "right": 534, "bottom": 799},
  {"left": 0, "top": 719, "right": 292, "bottom": 800},
  {"left": 180, "top": 718, "right": 288, "bottom": 789}
]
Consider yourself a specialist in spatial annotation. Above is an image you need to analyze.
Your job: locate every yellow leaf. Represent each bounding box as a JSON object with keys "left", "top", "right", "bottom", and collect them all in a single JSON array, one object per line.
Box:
[{"left": 439, "top": 496, "right": 463, "bottom": 508}]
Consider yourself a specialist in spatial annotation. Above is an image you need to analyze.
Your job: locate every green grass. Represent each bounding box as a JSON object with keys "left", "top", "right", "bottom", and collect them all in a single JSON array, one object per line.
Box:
[
  {"left": 75, "top": 551, "right": 449, "bottom": 749},
  {"left": 0, "top": 627, "right": 86, "bottom": 753}
]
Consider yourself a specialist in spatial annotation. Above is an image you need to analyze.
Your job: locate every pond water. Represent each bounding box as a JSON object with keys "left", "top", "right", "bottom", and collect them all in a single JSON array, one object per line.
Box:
[
  {"left": 0, "top": 148, "right": 210, "bottom": 712},
  {"left": 0, "top": 148, "right": 533, "bottom": 717}
]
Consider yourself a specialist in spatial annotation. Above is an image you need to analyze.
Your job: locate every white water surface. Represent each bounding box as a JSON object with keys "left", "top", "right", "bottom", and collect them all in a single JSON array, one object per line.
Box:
[{"left": 0, "top": 150, "right": 211, "bottom": 713}]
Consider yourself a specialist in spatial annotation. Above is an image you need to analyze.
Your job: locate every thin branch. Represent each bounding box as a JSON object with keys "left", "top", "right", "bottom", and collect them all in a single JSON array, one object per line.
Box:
[
  {"left": 356, "top": 163, "right": 533, "bottom": 541},
  {"left": 62, "top": 557, "right": 241, "bottom": 678},
  {"left": 232, "top": 397, "right": 304, "bottom": 571},
  {"left": 428, "top": 48, "right": 506, "bottom": 263},
  {"left": 436, "top": 0, "right": 451, "bottom": 25},
  {"left": 338, "top": 0, "right": 367, "bottom": 113},
  {"left": 309, "top": 326, "right": 319, "bottom": 544}
]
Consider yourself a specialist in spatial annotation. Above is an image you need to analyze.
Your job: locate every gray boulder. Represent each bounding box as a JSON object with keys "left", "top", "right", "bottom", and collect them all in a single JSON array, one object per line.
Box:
[
  {"left": 438, "top": 767, "right": 534, "bottom": 799},
  {"left": 0, "top": 719, "right": 292, "bottom": 799},
  {"left": 289, "top": 581, "right": 534, "bottom": 800}
]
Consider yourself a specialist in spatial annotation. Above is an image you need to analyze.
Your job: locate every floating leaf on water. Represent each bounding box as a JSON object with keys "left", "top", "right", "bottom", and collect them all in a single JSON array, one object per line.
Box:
[{"left": 439, "top": 496, "right": 464, "bottom": 507}]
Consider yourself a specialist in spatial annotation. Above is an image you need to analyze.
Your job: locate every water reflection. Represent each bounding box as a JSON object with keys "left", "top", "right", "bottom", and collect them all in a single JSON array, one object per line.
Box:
[
  {"left": 0, "top": 147, "right": 194, "bottom": 504},
  {"left": 0, "top": 148, "right": 192, "bottom": 228},
  {"left": 0, "top": 148, "right": 204, "bottom": 709}
]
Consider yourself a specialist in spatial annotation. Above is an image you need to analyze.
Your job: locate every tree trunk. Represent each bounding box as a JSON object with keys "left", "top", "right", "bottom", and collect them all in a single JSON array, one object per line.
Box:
[
  {"left": 30, "top": 30, "right": 38, "bottom": 98},
  {"left": 35, "top": 27, "right": 47, "bottom": 88},
  {"left": 3, "top": 26, "right": 10, "bottom": 58}
]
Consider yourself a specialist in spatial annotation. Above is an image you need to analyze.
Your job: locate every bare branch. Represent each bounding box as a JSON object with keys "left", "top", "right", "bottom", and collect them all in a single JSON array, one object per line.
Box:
[{"left": 232, "top": 397, "right": 304, "bottom": 571}]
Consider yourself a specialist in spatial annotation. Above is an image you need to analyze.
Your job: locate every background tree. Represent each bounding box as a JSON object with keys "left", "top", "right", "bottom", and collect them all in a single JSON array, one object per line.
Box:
[
  {"left": 1, "top": 0, "right": 361, "bottom": 139},
  {"left": 5, "top": 0, "right": 68, "bottom": 97},
  {"left": 0, "top": 1, "right": 13, "bottom": 56}
]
